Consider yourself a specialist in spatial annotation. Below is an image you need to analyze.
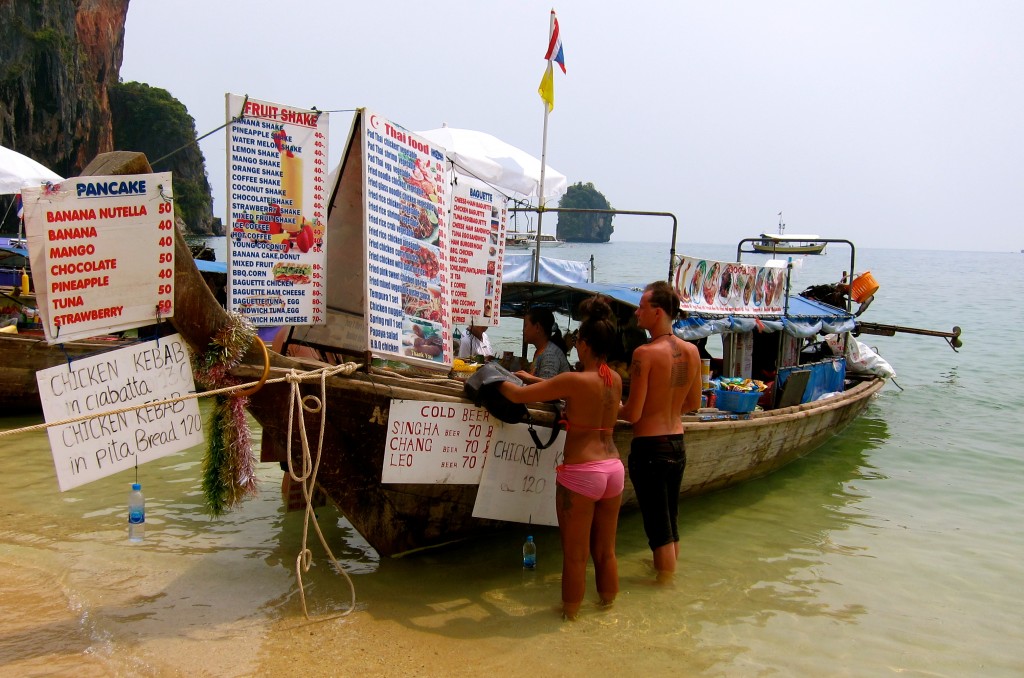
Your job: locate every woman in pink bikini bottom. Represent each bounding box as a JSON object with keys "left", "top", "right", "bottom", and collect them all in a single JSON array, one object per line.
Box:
[{"left": 501, "top": 296, "right": 623, "bottom": 620}]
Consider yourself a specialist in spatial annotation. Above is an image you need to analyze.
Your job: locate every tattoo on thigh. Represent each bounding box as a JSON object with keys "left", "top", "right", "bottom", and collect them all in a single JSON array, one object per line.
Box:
[{"left": 558, "top": 485, "right": 574, "bottom": 512}]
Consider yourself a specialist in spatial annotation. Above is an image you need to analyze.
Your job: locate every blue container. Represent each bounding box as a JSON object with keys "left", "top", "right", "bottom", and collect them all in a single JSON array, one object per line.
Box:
[{"left": 714, "top": 389, "right": 761, "bottom": 413}]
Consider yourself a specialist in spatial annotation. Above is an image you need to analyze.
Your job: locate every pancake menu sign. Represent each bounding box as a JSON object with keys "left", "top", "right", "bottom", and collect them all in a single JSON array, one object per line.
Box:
[
  {"left": 226, "top": 94, "right": 328, "bottom": 326},
  {"left": 361, "top": 110, "right": 452, "bottom": 366},
  {"left": 22, "top": 173, "right": 175, "bottom": 344}
]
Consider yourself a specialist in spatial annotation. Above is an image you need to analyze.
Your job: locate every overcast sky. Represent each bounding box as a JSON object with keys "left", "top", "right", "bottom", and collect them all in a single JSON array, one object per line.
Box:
[{"left": 120, "top": 1, "right": 1021, "bottom": 252}]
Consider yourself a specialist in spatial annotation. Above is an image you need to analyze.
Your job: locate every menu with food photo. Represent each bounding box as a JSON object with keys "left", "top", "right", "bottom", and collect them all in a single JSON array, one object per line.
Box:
[
  {"left": 448, "top": 176, "right": 506, "bottom": 326},
  {"left": 225, "top": 93, "right": 328, "bottom": 327},
  {"left": 362, "top": 109, "right": 452, "bottom": 365},
  {"left": 673, "top": 255, "right": 786, "bottom": 315}
]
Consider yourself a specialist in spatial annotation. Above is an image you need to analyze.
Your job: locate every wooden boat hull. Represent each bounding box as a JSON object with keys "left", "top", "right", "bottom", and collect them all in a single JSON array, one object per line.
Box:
[
  {"left": 237, "top": 361, "right": 882, "bottom": 557},
  {"left": 0, "top": 332, "right": 131, "bottom": 414},
  {"left": 751, "top": 241, "right": 826, "bottom": 255}
]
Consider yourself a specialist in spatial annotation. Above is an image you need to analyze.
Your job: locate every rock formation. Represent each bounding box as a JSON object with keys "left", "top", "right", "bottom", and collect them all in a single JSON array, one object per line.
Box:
[{"left": 0, "top": 0, "right": 130, "bottom": 177}]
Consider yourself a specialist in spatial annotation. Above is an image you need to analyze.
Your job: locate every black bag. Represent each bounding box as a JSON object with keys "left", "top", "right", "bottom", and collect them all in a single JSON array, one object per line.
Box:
[{"left": 463, "top": 362, "right": 561, "bottom": 450}]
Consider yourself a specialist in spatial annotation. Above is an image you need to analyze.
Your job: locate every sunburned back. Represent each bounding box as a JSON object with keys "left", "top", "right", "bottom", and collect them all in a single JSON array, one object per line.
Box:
[
  {"left": 561, "top": 371, "right": 622, "bottom": 464},
  {"left": 633, "top": 336, "right": 702, "bottom": 437}
]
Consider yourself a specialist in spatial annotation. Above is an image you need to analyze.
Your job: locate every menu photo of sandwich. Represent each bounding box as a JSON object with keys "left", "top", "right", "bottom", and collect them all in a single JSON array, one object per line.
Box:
[{"left": 272, "top": 261, "right": 312, "bottom": 284}]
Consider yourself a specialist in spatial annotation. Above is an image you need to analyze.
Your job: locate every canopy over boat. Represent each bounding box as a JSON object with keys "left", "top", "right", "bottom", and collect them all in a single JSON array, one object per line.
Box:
[
  {"left": 416, "top": 127, "right": 568, "bottom": 203},
  {"left": 758, "top": 232, "right": 822, "bottom": 241},
  {"left": 500, "top": 277, "right": 855, "bottom": 340}
]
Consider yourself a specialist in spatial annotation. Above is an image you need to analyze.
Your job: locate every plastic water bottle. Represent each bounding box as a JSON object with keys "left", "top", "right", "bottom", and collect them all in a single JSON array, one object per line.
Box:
[
  {"left": 128, "top": 483, "right": 145, "bottom": 542},
  {"left": 522, "top": 535, "right": 537, "bottom": 569}
]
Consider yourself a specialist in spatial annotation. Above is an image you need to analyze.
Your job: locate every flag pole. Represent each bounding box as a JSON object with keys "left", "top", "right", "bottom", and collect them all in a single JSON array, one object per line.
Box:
[
  {"left": 532, "top": 106, "right": 550, "bottom": 283},
  {"left": 532, "top": 10, "right": 556, "bottom": 283}
]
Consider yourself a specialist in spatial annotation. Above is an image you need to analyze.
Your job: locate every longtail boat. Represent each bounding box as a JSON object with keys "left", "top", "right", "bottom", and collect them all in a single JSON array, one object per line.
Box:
[
  {"left": 165, "top": 213, "right": 897, "bottom": 556},
  {"left": 93, "top": 149, "right": 958, "bottom": 558}
]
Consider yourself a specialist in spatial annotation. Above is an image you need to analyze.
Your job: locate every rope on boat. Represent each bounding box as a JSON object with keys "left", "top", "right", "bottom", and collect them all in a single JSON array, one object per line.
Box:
[
  {"left": 280, "top": 363, "right": 358, "bottom": 620},
  {"left": 0, "top": 361, "right": 363, "bottom": 438}
]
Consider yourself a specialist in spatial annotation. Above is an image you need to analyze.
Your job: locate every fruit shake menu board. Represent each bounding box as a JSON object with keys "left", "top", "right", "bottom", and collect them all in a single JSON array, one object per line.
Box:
[
  {"left": 225, "top": 94, "right": 328, "bottom": 326},
  {"left": 362, "top": 110, "right": 451, "bottom": 366},
  {"left": 21, "top": 173, "right": 175, "bottom": 344},
  {"left": 449, "top": 177, "right": 506, "bottom": 325}
]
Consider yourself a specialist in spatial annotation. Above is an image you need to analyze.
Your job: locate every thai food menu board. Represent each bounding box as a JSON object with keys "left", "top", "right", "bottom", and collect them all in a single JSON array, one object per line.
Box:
[
  {"left": 225, "top": 94, "right": 328, "bottom": 326},
  {"left": 449, "top": 177, "right": 506, "bottom": 326},
  {"left": 22, "top": 173, "right": 176, "bottom": 344},
  {"left": 361, "top": 110, "right": 451, "bottom": 366}
]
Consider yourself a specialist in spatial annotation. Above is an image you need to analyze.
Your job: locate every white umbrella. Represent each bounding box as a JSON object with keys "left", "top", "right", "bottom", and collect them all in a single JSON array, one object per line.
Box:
[
  {"left": 0, "top": 144, "right": 64, "bottom": 195},
  {"left": 416, "top": 127, "right": 567, "bottom": 204}
]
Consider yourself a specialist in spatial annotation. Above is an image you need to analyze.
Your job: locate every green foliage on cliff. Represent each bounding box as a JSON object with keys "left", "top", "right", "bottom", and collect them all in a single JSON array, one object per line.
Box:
[
  {"left": 555, "top": 182, "right": 614, "bottom": 243},
  {"left": 109, "top": 81, "right": 216, "bottom": 234}
]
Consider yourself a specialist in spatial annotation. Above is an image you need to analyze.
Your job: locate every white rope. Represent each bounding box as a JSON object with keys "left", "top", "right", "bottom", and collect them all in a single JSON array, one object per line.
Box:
[
  {"left": 282, "top": 362, "right": 360, "bottom": 620},
  {"left": 0, "top": 362, "right": 361, "bottom": 437}
]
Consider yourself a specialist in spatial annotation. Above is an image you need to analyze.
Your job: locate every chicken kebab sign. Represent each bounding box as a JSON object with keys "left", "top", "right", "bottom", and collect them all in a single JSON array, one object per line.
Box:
[{"left": 361, "top": 110, "right": 452, "bottom": 367}]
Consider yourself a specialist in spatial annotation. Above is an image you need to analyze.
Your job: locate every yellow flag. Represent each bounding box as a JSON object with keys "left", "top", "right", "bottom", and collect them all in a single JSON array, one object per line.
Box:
[{"left": 538, "top": 62, "right": 554, "bottom": 112}]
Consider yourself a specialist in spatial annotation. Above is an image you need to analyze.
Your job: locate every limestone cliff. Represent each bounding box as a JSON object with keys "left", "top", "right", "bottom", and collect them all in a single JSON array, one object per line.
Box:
[
  {"left": 0, "top": 1, "right": 218, "bottom": 235},
  {"left": 0, "top": 0, "right": 129, "bottom": 177}
]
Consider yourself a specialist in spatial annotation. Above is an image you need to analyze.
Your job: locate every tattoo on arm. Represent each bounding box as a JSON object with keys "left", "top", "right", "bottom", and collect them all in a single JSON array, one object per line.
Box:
[{"left": 630, "top": 357, "right": 643, "bottom": 379}]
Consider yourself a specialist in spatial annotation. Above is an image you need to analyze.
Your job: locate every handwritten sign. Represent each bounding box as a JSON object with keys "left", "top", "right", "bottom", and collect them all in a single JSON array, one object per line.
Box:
[
  {"left": 381, "top": 400, "right": 494, "bottom": 484},
  {"left": 449, "top": 176, "right": 506, "bottom": 326},
  {"left": 362, "top": 109, "right": 452, "bottom": 367},
  {"left": 226, "top": 94, "right": 328, "bottom": 327},
  {"left": 22, "top": 173, "right": 175, "bottom": 344},
  {"left": 35, "top": 333, "right": 204, "bottom": 491},
  {"left": 471, "top": 424, "right": 564, "bottom": 526}
]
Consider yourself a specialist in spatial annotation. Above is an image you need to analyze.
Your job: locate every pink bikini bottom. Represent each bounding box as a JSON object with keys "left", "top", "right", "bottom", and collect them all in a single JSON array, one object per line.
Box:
[{"left": 555, "top": 458, "right": 625, "bottom": 501}]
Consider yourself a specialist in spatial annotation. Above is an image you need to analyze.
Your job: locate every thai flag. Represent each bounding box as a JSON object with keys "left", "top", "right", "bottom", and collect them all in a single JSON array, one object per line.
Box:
[
  {"left": 15, "top": 194, "right": 23, "bottom": 219},
  {"left": 544, "top": 12, "right": 566, "bottom": 74}
]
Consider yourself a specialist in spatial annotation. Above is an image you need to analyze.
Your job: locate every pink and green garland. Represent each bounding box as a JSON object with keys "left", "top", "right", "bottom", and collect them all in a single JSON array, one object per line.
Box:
[{"left": 192, "top": 312, "right": 259, "bottom": 516}]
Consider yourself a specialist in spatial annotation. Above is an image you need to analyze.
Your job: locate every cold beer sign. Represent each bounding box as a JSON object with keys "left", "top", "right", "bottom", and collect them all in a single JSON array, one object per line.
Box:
[{"left": 381, "top": 400, "right": 494, "bottom": 484}]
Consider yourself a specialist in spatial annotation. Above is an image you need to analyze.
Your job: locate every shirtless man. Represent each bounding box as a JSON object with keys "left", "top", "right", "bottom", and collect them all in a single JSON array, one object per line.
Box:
[{"left": 619, "top": 280, "right": 702, "bottom": 580}]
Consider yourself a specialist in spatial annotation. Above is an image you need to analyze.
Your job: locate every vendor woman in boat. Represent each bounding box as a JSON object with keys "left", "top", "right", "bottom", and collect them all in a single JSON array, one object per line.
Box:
[
  {"left": 499, "top": 296, "right": 623, "bottom": 620},
  {"left": 514, "top": 307, "right": 571, "bottom": 383}
]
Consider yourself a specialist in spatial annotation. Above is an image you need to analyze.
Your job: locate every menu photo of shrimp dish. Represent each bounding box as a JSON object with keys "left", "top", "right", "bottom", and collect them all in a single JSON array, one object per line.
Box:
[
  {"left": 397, "top": 198, "right": 440, "bottom": 245},
  {"left": 399, "top": 240, "right": 440, "bottom": 281}
]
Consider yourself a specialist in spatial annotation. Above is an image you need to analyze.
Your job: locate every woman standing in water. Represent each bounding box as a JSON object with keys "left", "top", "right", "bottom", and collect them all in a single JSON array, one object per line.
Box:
[
  {"left": 515, "top": 307, "right": 571, "bottom": 383},
  {"left": 500, "top": 296, "right": 623, "bottom": 620}
]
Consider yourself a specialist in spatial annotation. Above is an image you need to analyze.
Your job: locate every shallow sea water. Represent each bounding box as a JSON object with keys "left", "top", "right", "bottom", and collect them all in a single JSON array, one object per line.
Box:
[{"left": 1, "top": 242, "right": 1021, "bottom": 677}]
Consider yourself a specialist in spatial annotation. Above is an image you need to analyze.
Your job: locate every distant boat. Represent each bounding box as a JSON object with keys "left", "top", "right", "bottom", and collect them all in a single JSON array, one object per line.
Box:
[
  {"left": 505, "top": 231, "right": 564, "bottom": 249},
  {"left": 751, "top": 213, "right": 826, "bottom": 255}
]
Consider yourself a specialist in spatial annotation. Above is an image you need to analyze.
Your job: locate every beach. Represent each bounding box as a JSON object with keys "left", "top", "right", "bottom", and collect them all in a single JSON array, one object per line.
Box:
[{"left": 1, "top": 242, "right": 1021, "bottom": 677}]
